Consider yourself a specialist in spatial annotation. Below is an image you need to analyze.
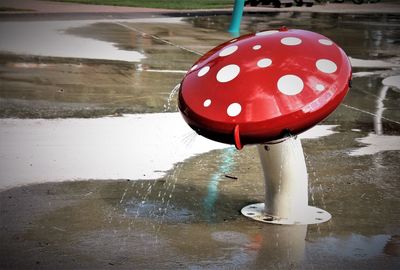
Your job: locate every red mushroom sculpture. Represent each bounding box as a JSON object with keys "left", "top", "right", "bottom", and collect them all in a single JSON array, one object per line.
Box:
[{"left": 178, "top": 27, "right": 352, "bottom": 224}]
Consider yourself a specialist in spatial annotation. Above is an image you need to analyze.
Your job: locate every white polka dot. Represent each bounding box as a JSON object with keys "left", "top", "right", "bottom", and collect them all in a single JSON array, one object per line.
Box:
[
  {"left": 316, "top": 84, "right": 325, "bottom": 91},
  {"left": 257, "top": 58, "right": 272, "bottom": 68},
  {"left": 190, "top": 64, "right": 198, "bottom": 71},
  {"left": 253, "top": 45, "right": 261, "bottom": 50},
  {"left": 316, "top": 59, "right": 337, "bottom": 74},
  {"left": 203, "top": 99, "right": 211, "bottom": 107},
  {"left": 277, "top": 75, "right": 304, "bottom": 95},
  {"left": 281, "top": 37, "right": 302, "bottom": 46},
  {"left": 216, "top": 64, "right": 240, "bottom": 83},
  {"left": 319, "top": 39, "right": 333, "bottom": 46},
  {"left": 198, "top": 66, "right": 210, "bottom": 77},
  {"left": 256, "top": 30, "right": 279, "bottom": 36},
  {"left": 219, "top": 46, "right": 238, "bottom": 57},
  {"left": 227, "top": 103, "right": 241, "bottom": 117}
]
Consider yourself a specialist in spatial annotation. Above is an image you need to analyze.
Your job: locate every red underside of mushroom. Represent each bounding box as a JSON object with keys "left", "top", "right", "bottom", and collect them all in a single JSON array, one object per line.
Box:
[{"left": 178, "top": 28, "right": 352, "bottom": 149}]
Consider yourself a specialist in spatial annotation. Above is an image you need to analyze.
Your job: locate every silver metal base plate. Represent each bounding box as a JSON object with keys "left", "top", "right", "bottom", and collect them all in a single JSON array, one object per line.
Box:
[{"left": 241, "top": 203, "right": 331, "bottom": 225}]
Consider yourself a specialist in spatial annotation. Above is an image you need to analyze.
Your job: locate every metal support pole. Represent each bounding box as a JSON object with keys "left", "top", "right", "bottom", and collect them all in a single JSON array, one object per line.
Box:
[
  {"left": 228, "top": 0, "right": 245, "bottom": 37},
  {"left": 241, "top": 136, "right": 331, "bottom": 225}
]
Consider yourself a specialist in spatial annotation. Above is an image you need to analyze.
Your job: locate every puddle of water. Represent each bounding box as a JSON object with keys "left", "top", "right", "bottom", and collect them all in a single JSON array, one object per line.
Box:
[
  {"left": 352, "top": 71, "right": 378, "bottom": 78},
  {"left": 0, "top": 113, "right": 225, "bottom": 190},
  {"left": 349, "top": 57, "right": 400, "bottom": 69},
  {"left": 348, "top": 74, "right": 400, "bottom": 156},
  {"left": 0, "top": 20, "right": 145, "bottom": 62},
  {"left": 124, "top": 200, "right": 193, "bottom": 223},
  {"left": 2, "top": 176, "right": 398, "bottom": 269},
  {"left": 211, "top": 231, "right": 250, "bottom": 245},
  {"left": 119, "top": 18, "right": 185, "bottom": 24},
  {"left": 382, "top": 75, "right": 400, "bottom": 90},
  {"left": 298, "top": 125, "right": 338, "bottom": 139},
  {"left": 0, "top": 113, "right": 338, "bottom": 190},
  {"left": 349, "top": 133, "right": 400, "bottom": 156},
  {"left": 309, "top": 234, "right": 392, "bottom": 259},
  {"left": 137, "top": 64, "right": 187, "bottom": 74},
  {"left": 187, "top": 13, "right": 400, "bottom": 59}
]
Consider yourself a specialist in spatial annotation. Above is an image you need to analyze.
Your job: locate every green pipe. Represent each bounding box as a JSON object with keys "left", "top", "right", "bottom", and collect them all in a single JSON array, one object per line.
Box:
[{"left": 228, "top": 0, "right": 245, "bottom": 37}]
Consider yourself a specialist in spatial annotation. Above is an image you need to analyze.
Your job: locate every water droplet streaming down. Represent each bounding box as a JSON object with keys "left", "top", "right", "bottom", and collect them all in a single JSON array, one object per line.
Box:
[{"left": 164, "top": 83, "right": 181, "bottom": 112}]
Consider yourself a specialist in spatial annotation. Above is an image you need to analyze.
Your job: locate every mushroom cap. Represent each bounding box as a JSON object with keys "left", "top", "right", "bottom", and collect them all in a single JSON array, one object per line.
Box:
[{"left": 178, "top": 28, "right": 352, "bottom": 148}]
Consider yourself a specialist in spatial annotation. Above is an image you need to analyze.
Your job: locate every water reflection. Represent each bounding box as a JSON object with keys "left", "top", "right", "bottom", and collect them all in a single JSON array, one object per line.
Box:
[
  {"left": 253, "top": 225, "right": 307, "bottom": 267},
  {"left": 309, "top": 234, "right": 392, "bottom": 259},
  {"left": 0, "top": 21, "right": 145, "bottom": 62},
  {"left": 203, "top": 147, "right": 236, "bottom": 222},
  {"left": 350, "top": 75, "right": 400, "bottom": 156},
  {"left": 374, "top": 85, "right": 389, "bottom": 135},
  {"left": 186, "top": 12, "right": 400, "bottom": 59}
]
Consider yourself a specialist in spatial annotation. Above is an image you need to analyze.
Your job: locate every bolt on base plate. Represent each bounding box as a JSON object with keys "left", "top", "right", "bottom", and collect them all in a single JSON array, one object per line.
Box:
[{"left": 241, "top": 203, "right": 331, "bottom": 225}]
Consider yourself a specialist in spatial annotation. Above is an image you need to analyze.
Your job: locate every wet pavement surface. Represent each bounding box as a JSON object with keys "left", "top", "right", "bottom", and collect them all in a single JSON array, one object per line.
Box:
[{"left": 0, "top": 10, "right": 400, "bottom": 269}]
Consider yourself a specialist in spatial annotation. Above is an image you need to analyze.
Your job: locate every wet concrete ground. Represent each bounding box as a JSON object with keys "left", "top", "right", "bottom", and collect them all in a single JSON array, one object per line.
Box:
[{"left": 0, "top": 9, "right": 400, "bottom": 270}]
